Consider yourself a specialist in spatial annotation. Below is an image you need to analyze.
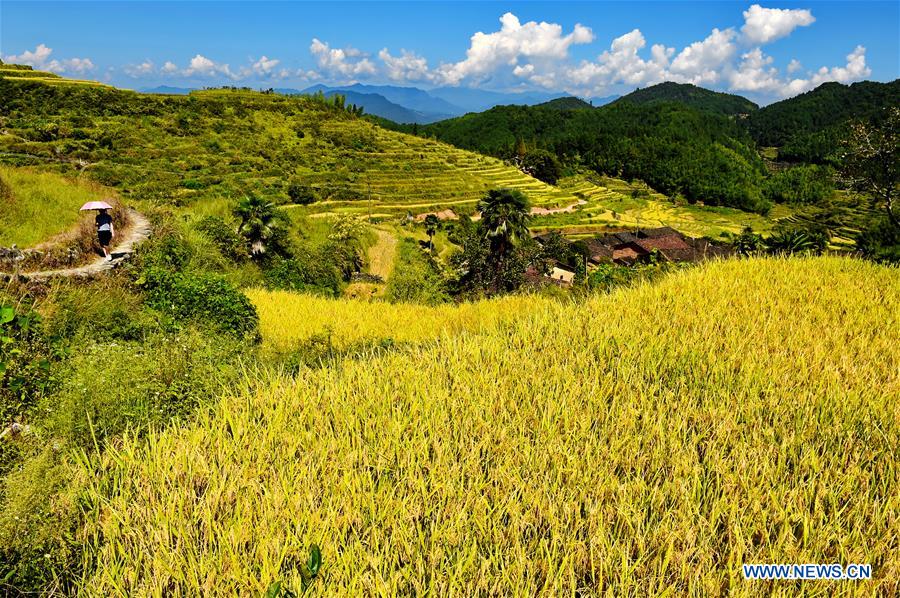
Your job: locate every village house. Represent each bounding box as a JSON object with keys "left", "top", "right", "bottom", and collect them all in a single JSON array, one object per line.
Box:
[
  {"left": 524, "top": 261, "right": 576, "bottom": 288},
  {"left": 543, "top": 226, "right": 732, "bottom": 269}
]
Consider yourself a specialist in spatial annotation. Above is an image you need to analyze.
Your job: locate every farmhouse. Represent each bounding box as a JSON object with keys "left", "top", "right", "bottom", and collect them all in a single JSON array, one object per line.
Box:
[
  {"left": 524, "top": 262, "right": 576, "bottom": 288},
  {"left": 546, "top": 226, "right": 731, "bottom": 268}
]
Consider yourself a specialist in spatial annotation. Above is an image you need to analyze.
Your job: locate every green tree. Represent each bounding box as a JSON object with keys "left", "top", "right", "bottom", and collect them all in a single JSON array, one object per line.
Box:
[
  {"left": 478, "top": 189, "right": 531, "bottom": 259},
  {"left": 521, "top": 149, "right": 562, "bottom": 185},
  {"left": 287, "top": 180, "right": 317, "bottom": 205},
  {"left": 423, "top": 214, "right": 440, "bottom": 250},
  {"left": 841, "top": 107, "right": 899, "bottom": 229},
  {"left": 234, "top": 195, "right": 280, "bottom": 258}
]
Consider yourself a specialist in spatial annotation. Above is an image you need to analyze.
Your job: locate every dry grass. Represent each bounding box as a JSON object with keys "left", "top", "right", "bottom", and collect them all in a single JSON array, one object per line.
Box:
[{"left": 79, "top": 257, "right": 899, "bottom": 595}]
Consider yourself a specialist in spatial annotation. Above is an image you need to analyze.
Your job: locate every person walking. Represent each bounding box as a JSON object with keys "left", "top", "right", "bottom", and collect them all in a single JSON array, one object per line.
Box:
[{"left": 95, "top": 208, "right": 115, "bottom": 260}]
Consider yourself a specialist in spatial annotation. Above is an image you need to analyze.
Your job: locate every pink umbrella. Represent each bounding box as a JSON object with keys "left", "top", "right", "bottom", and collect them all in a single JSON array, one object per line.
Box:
[{"left": 80, "top": 200, "right": 114, "bottom": 211}]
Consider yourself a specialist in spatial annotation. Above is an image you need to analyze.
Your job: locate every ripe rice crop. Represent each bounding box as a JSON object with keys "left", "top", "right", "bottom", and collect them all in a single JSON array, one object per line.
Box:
[
  {"left": 79, "top": 257, "right": 899, "bottom": 595},
  {"left": 245, "top": 288, "right": 553, "bottom": 355}
]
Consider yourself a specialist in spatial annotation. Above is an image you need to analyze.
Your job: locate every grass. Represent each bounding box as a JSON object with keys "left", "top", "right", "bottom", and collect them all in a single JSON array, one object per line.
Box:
[
  {"left": 78, "top": 256, "right": 899, "bottom": 595},
  {"left": 0, "top": 166, "right": 107, "bottom": 247}
]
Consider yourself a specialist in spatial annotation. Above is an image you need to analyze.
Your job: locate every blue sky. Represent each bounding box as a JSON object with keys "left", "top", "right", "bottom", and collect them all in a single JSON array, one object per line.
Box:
[{"left": 2, "top": 1, "right": 897, "bottom": 103}]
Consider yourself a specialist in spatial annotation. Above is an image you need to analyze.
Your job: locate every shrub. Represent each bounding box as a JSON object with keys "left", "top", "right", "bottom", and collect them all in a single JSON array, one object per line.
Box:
[
  {"left": 286, "top": 180, "right": 317, "bottom": 205},
  {"left": 194, "top": 215, "right": 248, "bottom": 262},
  {"left": 140, "top": 267, "right": 260, "bottom": 339},
  {"left": 0, "top": 302, "right": 55, "bottom": 429},
  {"left": 386, "top": 240, "right": 449, "bottom": 305},
  {"left": 263, "top": 254, "right": 342, "bottom": 297},
  {"left": 520, "top": 149, "right": 562, "bottom": 185},
  {"left": 855, "top": 217, "right": 900, "bottom": 263}
]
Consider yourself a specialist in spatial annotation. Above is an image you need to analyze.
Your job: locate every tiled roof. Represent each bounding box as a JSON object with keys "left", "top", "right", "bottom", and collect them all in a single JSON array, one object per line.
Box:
[{"left": 635, "top": 235, "right": 691, "bottom": 252}]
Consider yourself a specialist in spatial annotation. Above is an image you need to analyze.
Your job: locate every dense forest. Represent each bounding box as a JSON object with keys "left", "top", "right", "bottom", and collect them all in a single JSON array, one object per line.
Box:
[
  {"left": 613, "top": 81, "right": 759, "bottom": 115},
  {"left": 747, "top": 80, "right": 900, "bottom": 163}
]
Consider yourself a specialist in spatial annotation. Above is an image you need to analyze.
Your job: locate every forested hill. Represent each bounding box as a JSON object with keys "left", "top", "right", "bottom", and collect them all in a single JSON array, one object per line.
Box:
[
  {"left": 410, "top": 101, "right": 771, "bottom": 213},
  {"left": 748, "top": 80, "right": 900, "bottom": 147},
  {"left": 614, "top": 82, "right": 759, "bottom": 115},
  {"left": 537, "top": 96, "right": 594, "bottom": 110}
]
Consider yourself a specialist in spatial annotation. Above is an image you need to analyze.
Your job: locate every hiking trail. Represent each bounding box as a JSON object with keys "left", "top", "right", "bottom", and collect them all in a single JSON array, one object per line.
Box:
[{"left": 1, "top": 209, "right": 151, "bottom": 281}]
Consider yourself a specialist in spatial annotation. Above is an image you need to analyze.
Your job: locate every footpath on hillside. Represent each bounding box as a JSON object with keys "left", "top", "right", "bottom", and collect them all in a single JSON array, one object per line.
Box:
[{"left": 1, "top": 209, "right": 151, "bottom": 281}]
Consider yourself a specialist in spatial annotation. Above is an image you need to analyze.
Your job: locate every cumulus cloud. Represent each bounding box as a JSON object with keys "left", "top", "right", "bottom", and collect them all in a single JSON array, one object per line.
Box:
[
  {"left": 124, "top": 60, "right": 155, "bottom": 77},
  {"left": 251, "top": 55, "right": 279, "bottom": 75},
  {"left": 183, "top": 54, "right": 230, "bottom": 77},
  {"left": 310, "top": 38, "right": 376, "bottom": 78},
  {"left": 3, "top": 43, "right": 95, "bottom": 74},
  {"left": 741, "top": 4, "right": 815, "bottom": 45},
  {"left": 433, "top": 12, "right": 593, "bottom": 85},
  {"left": 729, "top": 48, "right": 781, "bottom": 92},
  {"left": 669, "top": 28, "right": 737, "bottom": 84},
  {"left": 562, "top": 29, "right": 672, "bottom": 90},
  {"left": 786, "top": 58, "right": 802, "bottom": 73},
  {"left": 782, "top": 45, "right": 871, "bottom": 96},
  {"left": 379, "top": 49, "right": 434, "bottom": 82}
]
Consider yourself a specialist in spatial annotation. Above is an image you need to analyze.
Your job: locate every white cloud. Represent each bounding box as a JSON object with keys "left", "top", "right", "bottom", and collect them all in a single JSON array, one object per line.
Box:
[
  {"left": 379, "top": 49, "right": 434, "bottom": 82},
  {"left": 252, "top": 55, "right": 279, "bottom": 75},
  {"left": 729, "top": 48, "right": 781, "bottom": 92},
  {"left": 3, "top": 43, "right": 95, "bottom": 75},
  {"left": 124, "top": 60, "right": 155, "bottom": 77},
  {"left": 310, "top": 38, "right": 376, "bottom": 78},
  {"left": 434, "top": 12, "right": 593, "bottom": 85},
  {"left": 4, "top": 43, "right": 53, "bottom": 66},
  {"left": 162, "top": 61, "right": 179, "bottom": 74},
  {"left": 786, "top": 58, "right": 802, "bottom": 73},
  {"left": 669, "top": 28, "right": 737, "bottom": 84},
  {"left": 741, "top": 4, "right": 815, "bottom": 45},
  {"left": 782, "top": 45, "right": 871, "bottom": 96}
]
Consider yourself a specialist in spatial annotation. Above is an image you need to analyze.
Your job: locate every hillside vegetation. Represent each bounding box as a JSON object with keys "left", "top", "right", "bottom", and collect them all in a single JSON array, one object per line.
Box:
[
  {"left": 411, "top": 101, "right": 771, "bottom": 213},
  {"left": 0, "top": 166, "right": 107, "bottom": 247},
  {"left": 614, "top": 81, "right": 759, "bottom": 115},
  {"left": 0, "top": 77, "right": 578, "bottom": 219},
  {"left": 78, "top": 257, "right": 899, "bottom": 594},
  {"left": 748, "top": 79, "right": 900, "bottom": 163}
]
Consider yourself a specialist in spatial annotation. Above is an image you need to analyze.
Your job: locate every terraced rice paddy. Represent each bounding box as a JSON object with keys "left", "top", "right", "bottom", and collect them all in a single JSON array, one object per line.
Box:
[
  {"left": 530, "top": 175, "right": 793, "bottom": 239},
  {"left": 284, "top": 127, "right": 579, "bottom": 219}
]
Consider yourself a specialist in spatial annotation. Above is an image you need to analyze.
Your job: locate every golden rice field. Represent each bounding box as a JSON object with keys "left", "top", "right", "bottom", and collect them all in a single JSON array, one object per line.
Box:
[
  {"left": 79, "top": 257, "right": 899, "bottom": 595},
  {"left": 245, "top": 288, "right": 553, "bottom": 355}
]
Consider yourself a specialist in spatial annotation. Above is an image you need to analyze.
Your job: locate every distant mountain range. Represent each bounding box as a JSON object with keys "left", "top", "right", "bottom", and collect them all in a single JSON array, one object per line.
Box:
[
  {"left": 139, "top": 82, "right": 618, "bottom": 124},
  {"left": 140, "top": 85, "right": 195, "bottom": 95}
]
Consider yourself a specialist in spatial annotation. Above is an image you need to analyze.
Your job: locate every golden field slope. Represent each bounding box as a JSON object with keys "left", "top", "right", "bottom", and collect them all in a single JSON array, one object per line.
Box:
[
  {"left": 79, "top": 257, "right": 899, "bottom": 596},
  {"left": 245, "top": 289, "right": 554, "bottom": 355}
]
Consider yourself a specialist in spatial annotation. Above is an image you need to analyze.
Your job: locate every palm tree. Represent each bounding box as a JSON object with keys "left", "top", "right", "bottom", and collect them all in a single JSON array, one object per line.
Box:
[
  {"left": 234, "top": 194, "right": 278, "bottom": 257},
  {"left": 478, "top": 188, "right": 531, "bottom": 258}
]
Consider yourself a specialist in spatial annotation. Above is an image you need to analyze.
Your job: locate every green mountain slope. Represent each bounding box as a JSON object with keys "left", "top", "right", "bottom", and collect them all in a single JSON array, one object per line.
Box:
[
  {"left": 411, "top": 100, "right": 770, "bottom": 213},
  {"left": 614, "top": 81, "right": 758, "bottom": 115},
  {"left": 0, "top": 74, "right": 582, "bottom": 219},
  {"left": 748, "top": 80, "right": 900, "bottom": 147}
]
